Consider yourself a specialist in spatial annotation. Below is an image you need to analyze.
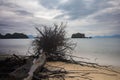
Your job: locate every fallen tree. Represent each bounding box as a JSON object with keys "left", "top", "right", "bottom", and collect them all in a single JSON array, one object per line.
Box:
[
  {"left": 0, "top": 54, "right": 27, "bottom": 80},
  {"left": 32, "top": 23, "right": 75, "bottom": 61},
  {"left": 0, "top": 23, "right": 77, "bottom": 80},
  {"left": 0, "top": 23, "right": 75, "bottom": 80}
]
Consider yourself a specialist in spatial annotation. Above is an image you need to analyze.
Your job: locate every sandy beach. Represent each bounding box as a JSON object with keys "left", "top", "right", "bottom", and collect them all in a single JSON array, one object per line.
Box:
[
  {"left": 0, "top": 54, "right": 120, "bottom": 80},
  {"left": 45, "top": 61, "right": 120, "bottom": 80}
]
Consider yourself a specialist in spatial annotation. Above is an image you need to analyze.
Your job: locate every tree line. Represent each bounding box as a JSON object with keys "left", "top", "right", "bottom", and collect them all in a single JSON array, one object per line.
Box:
[{"left": 0, "top": 33, "right": 28, "bottom": 39}]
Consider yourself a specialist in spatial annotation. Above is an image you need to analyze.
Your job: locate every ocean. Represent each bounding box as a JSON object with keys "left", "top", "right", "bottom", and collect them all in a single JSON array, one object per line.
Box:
[{"left": 0, "top": 38, "right": 120, "bottom": 66}]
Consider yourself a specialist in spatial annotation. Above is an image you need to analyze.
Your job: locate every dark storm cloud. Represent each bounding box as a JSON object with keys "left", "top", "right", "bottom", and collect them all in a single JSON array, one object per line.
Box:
[
  {"left": 39, "top": 0, "right": 59, "bottom": 9},
  {"left": 39, "top": 0, "right": 112, "bottom": 20},
  {"left": 94, "top": 11, "right": 120, "bottom": 23},
  {"left": 0, "top": 23, "right": 9, "bottom": 27},
  {"left": 0, "top": 19, "right": 34, "bottom": 34},
  {"left": 40, "top": 0, "right": 88, "bottom": 19},
  {"left": 58, "top": 0, "right": 113, "bottom": 20},
  {"left": 0, "top": 0, "right": 19, "bottom": 8},
  {"left": 0, "top": 0, "right": 33, "bottom": 16},
  {"left": 57, "top": 0, "right": 91, "bottom": 19},
  {"left": 0, "top": 0, "right": 35, "bottom": 34},
  {"left": 15, "top": 10, "right": 33, "bottom": 16}
]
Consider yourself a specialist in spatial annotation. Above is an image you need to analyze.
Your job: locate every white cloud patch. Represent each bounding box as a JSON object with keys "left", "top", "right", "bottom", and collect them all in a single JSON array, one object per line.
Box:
[
  {"left": 60, "top": 0, "right": 69, "bottom": 4},
  {"left": 34, "top": 9, "right": 62, "bottom": 20}
]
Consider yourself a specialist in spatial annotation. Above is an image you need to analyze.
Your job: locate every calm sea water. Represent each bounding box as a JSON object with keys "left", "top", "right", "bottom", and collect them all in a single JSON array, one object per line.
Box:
[{"left": 0, "top": 38, "right": 120, "bottom": 66}]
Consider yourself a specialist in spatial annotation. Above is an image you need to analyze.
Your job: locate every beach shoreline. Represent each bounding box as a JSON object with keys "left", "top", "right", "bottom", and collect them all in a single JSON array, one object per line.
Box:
[
  {"left": 45, "top": 61, "right": 120, "bottom": 80},
  {"left": 0, "top": 54, "right": 120, "bottom": 80}
]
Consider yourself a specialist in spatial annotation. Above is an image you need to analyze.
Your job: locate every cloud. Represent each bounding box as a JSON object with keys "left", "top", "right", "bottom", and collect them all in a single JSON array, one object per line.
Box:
[
  {"left": 0, "top": 0, "right": 53, "bottom": 34},
  {"left": 0, "top": 0, "right": 120, "bottom": 36},
  {"left": 53, "top": 0, "right": 111, "bottom": 20}
]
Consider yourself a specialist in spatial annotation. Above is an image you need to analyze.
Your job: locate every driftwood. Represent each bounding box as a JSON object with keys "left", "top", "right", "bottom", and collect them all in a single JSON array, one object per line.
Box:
[
  {"left": 30, "top": 54, "right": 120, "bottom": 80},
  {"left": 9, "top": 53, "right": 46, "bottom": 80},
  {"left": 1, "top": 53, "right": 119, "bottom": 80},
  {"left": 9, "top": 56, "right": 34, "bottom": 80},
  {"left": 24, "top": 53, "right": 46, "bottom": 80},
  {"left": 0, "top": 55, "right": 27, "bottom": 80},
  {"left": 0, "top": 54, "right": 26, "bottom": 76}
]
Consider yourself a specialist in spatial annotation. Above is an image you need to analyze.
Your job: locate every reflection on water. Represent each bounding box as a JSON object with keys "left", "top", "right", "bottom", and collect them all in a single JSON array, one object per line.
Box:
[{"left": 0, "top": 39, "right": 33, "bottom": 55}]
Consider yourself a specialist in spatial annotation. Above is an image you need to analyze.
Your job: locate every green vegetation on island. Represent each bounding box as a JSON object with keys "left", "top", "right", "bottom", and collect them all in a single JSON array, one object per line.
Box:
[
  {"left": 0, "top": 33, "right": 28, "bottom": 39},
  {"left": 71, "top": 33, "right": 92, "bottom": 38},
  {"left": 71, "top": 33, "right": 85, "bottom": 38}
]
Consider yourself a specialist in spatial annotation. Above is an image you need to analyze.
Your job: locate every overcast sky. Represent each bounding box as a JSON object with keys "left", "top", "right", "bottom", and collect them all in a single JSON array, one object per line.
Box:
[{"left": 0, "top": 0, "right": 120, "bottom": 36}]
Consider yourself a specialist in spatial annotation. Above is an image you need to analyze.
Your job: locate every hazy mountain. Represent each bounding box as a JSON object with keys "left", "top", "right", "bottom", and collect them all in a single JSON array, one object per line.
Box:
[
  {"left": 94, "top": 34, "right": 120, "bottom": 38},
  {"left": 27, "top": 35, "right": 35, "bottom": 39}
]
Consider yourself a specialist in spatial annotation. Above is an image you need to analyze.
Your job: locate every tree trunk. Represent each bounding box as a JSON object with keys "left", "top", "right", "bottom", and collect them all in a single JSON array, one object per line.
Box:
[{"left": 10, "top": 53, "right": 46, "bottom": 80}]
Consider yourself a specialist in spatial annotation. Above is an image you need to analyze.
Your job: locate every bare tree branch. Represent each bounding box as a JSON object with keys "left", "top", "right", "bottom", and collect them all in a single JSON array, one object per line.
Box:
[{"left": 32, "top": 23, "right": 75, "bottom": 61}]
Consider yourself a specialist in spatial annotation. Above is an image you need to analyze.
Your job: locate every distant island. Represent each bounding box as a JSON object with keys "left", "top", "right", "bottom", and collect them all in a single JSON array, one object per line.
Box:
[
  {"left": 0, "top": 33, "right": 28, "bottom": 39},
  {"left": 71, "top": 33, "right": 92, "bottom": 38}
]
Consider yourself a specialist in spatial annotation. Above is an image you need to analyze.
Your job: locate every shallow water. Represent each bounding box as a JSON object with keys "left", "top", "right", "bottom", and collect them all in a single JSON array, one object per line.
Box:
[
  {"left": 72, "top": 38, "right": 120, "bottom": 66},
  {"left": 0, "top": 38, "right": 120, "bottom": 66}
]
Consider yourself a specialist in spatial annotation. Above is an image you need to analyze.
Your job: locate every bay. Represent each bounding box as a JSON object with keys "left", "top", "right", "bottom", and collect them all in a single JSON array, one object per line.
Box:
[{"left": 0, "top": 38, "right": 120, "bottom": 66}]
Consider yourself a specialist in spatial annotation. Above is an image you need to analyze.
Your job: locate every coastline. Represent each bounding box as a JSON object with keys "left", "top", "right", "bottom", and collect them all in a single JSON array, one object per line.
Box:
[{"left": 0, "top": 54, "right": 120, "bottom": 80}]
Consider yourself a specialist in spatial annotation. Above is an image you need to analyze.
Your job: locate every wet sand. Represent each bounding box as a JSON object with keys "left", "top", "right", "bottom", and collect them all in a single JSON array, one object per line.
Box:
[{"left": 46, "top": 61, "right": 120, "bottom": 80}]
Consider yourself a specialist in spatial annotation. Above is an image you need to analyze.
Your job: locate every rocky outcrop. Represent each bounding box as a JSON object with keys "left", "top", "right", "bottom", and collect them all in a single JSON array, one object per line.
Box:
[{"left": 71, "top": 33, "right": 85, "bottom": 38}]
